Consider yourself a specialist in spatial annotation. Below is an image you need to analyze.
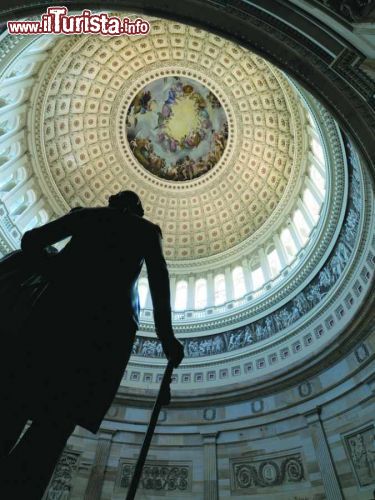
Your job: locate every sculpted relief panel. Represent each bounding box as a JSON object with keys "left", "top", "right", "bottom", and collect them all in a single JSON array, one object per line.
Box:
[
  {"left": 44, "top": 450, "right": 80, "bottom": 500},
  {"left": 231, "top": 452, "right": 305, "bottom": 492},
  {"left": 117, "top": 460, "right": 191, "bottom": 493},
  {"left": 344, "top": 425, "right": 375, "bottom": 487}
]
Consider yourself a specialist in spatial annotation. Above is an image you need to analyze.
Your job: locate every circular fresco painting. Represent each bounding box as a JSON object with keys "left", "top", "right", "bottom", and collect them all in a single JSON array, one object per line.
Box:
[{"left": 126, "top": 76, "right": 228, "bottom": 181}]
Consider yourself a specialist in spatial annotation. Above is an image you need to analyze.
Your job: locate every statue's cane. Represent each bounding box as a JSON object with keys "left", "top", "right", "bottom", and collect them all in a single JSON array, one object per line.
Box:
[{"left": 125, "top": 360, "right": 174, "bottom": 500}]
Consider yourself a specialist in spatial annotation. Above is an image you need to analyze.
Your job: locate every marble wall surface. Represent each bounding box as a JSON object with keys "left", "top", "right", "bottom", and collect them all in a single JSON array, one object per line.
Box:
[{"left": 42, "top": 311, "right": 375, "bottom": 500}]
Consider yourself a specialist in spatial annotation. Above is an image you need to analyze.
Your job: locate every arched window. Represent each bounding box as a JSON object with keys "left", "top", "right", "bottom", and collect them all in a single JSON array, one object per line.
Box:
[
  {"left": 214, "top": 274, "right": 226, "bottom": 306},
  {"left": 38, "top": 209, "right": 49, "bottom": 225},
  {"left": 0, "top": 174, "right": 17, "bottom": 192},
  {"left": 311, "top": 137, "right": 324, "bottom": 164},
  {"left": 310, "top": 165, "right": 325, "bottom": 194},
  {"left": 0, "top": 117, "right": 19, "bottom": 136},
  {"left": 138, "top": 278, "right": 149, "bottom": 309},
  {"left": 195, "top": 279, "right": 207, "bottom": 309},
  {"left": 252, "top": 266, "right": 264, "bottom": 290},
  {"left": 0, "top": 89, "right": 24, "bottom": 110},
  {"left": 0, "top": 121, "right": 8, "bottom": 137},
  {"left": 303, "top": 188, "right": 320, "bottom": 222},
  {"left": 24, "top": 209, "right": 49, "bottom": 235},
  {"left": 307, "top": 110, "right": 316, "bottom": 128},
  {"left": 293, "top": 209, "right": 310, "bottom": 243},
  {"left": 0, "top": 144, "right": 21, "bottom": 167},
  {"left": 175, "top": 280, "right": 188, "bottom": 311},
  {"left": 280, "top": 228, "right": 297, "bottom": 261},
  {"left": 0, "top": 167, "right": 27, "bottom": 194},
  {"left": 232, "top": 266, "right": 246, "bottom": 299},
  {"left": 10, "top": 190, "right": 35, "bottom": 217},
  {"left": 267, "top": 249, "right": 281, "bottom": 278}
]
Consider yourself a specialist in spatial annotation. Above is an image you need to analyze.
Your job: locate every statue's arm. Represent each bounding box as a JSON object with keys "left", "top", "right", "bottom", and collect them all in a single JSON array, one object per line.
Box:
[
  {"left": 144, "top": 225, "right": 174, "bottom": 343},
  {"left": 21, "top": 210, "right": 84, "bottom": 253}
]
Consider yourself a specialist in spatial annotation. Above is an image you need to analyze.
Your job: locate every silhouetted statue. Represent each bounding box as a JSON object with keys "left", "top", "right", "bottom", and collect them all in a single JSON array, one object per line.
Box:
[{"left": 0, "top": 191, "right": 184, "bottom": 499}]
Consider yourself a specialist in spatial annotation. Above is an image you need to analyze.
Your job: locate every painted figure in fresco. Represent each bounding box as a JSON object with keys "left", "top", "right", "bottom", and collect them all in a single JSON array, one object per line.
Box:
[
  {"left": 0, "top": 191, "right": 184, "bottom": 499},
  {"left": 132, "top": 336, "right": 141, "bottom": 355},
  {"left": 129, "top": 90, "right": 152, "bottom": 115},
  {"left": 289, "top": 304, "right": 301, "bottom": 323},
  {"left": 243, "top": 325, "right": 254, "bottom": 345},
  {"left": 255, "top": 323, "right": 265, "bottom": 340},
  {"left": 337, "top": 241, "right": 351, "bottom": 262},
  {"left": 331, "top": 253, "right": 345, "bottom": 279},
  {"left": 156, "top": 341, "right": 163, "bottom": 357},
  {"left": 228, "top": 332, "right": 238, "bottom": 350},
  {"left": 183, "top": 130, "right": 203, "bottom": 148},
  {"left": 182, "top": 156, "right": 195, "bottom": 180},
  {"left": 161, "top": 102, "right": 172, "bottom": 118},
  {"left": 127, "top": 77, "right": 228, "bottom": 182},
  {"left": 294, "top": 291, "right": 309, "bottom": 315},
  {"left": 273, "top": 311, "right": 284, "bottom": 332},
  {"left": 280, "top": 307, "right": 293, "bottom": 327},
  {"left": 168, "top": 137, "right": 179, "bottom": 153},
  {"left": 319, "top": 266, "right": 333, "bottom": 289},
  {"left": 212, "top": 335, "right": 224, "bottom": 354},
  {"left": 188, "top": 340, "right": 199, "bottom": 357},
  {"left": 165, "top": 85, "right": 177, "bottom": 104},
  {"left": 207, "top": 91, "right": 221, "bottom": 108},
  {"left": 140, "top": 91, "right": 152, "bottom": 113},
  {"left": 200, "top": 340, "right": 206, "bottom": 356},
  {"left": 306, "top": 284, "right": 322, "bottom": 306},
  {"left": 345, "top": 208, "right": 359, "bottom": 247},
  {"left": 155, "top": 111, "right": 168, "bottom": 130},
  {"left": 265, "top": 316, "right": 275, "bottom": 336},
  {"left": 205, "top": 338, "right": 213, "bottom": 355}
]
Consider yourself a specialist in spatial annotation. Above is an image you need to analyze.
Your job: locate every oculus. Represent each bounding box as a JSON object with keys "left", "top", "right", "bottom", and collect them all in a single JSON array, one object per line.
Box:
[{"left": 125, "top": 76, "right": 228, "bottom": 181}]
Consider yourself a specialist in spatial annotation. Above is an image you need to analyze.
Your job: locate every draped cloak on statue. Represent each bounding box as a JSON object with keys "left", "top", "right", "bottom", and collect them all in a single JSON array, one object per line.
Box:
[{"left": 0, "top": 207, "right": 172, "bottom": 433}]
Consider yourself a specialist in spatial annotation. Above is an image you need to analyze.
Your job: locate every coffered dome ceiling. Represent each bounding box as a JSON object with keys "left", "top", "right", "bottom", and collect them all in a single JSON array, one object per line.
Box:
[
  {"left": 29, "top": 18, "right": 309, "bottom": 260},
  {"left": 1, "top": 11, "right": 373, "bottom": 399}
]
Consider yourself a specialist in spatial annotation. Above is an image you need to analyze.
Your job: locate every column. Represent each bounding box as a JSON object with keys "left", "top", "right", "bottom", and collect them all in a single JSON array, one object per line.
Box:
[
  {"left": 274, "top": 235, "right": 288, "bottom": 268},
  {"left": 201, "top": 432, "right": 219, "bottom": 500},
  {"left": 308, "top": 126, "right": 320, "bottom": 143},
  {"left": 84, "top": 429, "right": 115, "bottom": 500},
  {"left": 207, "top": 273, "right": 215, "bottom": 307},
  {"left": 242, "top": 258, "right": 253, "bottom": 292},
  {"left": 288, "top": 218, "right": 303, "bottom": 251},
  {"left": 305, "top": 177, "right": 324, "bottom": 205},
  {"left": 297, "top": 198, "right": 315, "bottom": 230},
  {"left": 16, "top": 198, "right": 44, "bottom": 231},
  {"left": 170, "top": 276, "right": 176, "bottom": 310},
  {"left": 259, "top": 248, "right": 271, "bottom": 282},
  {"left": 308, "top": 151, "right": 325, "bottom": 177},
  {"left": 187, "top": 276, "right": 195, "bottom": 310},
  {"left": 145, "top": 280, "right": 153, "bottom": 310},
  {"left": 305, "top": 407, "right": 343, "bottom": 500},
  {"left": 225, "top": 267, "right": 234, "bottom": 301}
]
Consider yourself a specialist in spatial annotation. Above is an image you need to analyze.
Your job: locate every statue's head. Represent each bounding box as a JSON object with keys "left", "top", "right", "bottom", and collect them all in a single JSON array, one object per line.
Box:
[{"left": 108, "top": 190, "right": 144, "bottom": 217}]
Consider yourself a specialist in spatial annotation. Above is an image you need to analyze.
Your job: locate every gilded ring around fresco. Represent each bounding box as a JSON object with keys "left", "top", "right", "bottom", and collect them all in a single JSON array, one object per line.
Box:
[{"left": 125, "top": 76, "right": 228, "bottom": 182}]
